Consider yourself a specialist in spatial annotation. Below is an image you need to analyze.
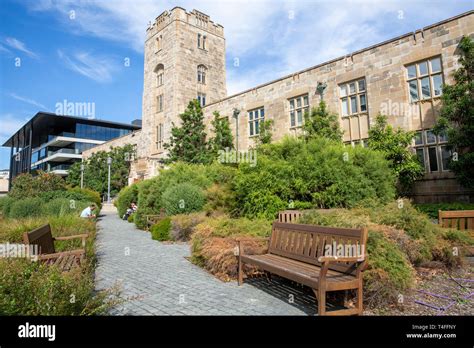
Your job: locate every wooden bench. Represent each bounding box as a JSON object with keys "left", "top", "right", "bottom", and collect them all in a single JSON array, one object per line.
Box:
[
  {"left": 145, "top": 209, "right": 166, "bottom": 230},
  {"left": 238, "top": 221, "right": 368, "bottom": 316},
  {"left": 23, "top": 224, "right": 88, "bottom": 271},
  {"left": 278, "top": 210, "right": 303, "bottom": 223},
  {"left": 438, "top": 210, "right": 474, "bottom": 231}
]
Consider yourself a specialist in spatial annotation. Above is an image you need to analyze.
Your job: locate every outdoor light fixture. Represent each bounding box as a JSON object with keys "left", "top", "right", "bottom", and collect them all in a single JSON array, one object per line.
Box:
[
  {"left": 232, "top": 108, "right": 240, "bottom": 154},
  {"left": 316, "top": 81, "right": 327, "bottom": 100},
  {"left": 107, "top": 157, "right": 112, "bottom": 203},
  {"left": 80, "top": 163, "right": 85, "bottom": 189}
]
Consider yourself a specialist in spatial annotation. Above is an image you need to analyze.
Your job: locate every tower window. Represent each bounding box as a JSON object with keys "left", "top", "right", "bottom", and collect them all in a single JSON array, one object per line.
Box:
[
  {"left": 197, "top": 33, "right": 207, "bottom": 50},
  {"left": 197, "top": 65, "right": 207, "bottom": 84},
  {"left": 157, "top": 94, "right": 163, "bottom": 113},
  {"left": 155, "top": 35, "right": 163, "bottom": 53},
  {"left": 156, "top": 123, "right": 164, "bottom": 150},
  {"left": 197, "top": 93, "right": 206, "bottom": 107},
  {"left": 155, "top": 64, "right": 164, "bottom": 87}
]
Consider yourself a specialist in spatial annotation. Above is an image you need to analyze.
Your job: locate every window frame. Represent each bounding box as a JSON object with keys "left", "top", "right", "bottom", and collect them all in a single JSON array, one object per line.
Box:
[
  {"left": 406, "top": 56, "right": 444, "bottom": 103},
  {"left": 157, "top": 94, "right": 163, "bottom": 113},
  {"left": 288, "top": 94, "right": 309, "bottom": 128},
  {"left": 197, "top": 92, "right": 206, "bottom": 107},
  {"left": 197, "top": 65, "right": 207, "bottom": 84},
  {"left": 412, "top": 129, "right": 450, "bottom": 173},
  {"left": 248, "top": 107, "right": 265, "bottom": 137},
  {"left": 338, "top": 78, "right": 367, "bottom": 117}
]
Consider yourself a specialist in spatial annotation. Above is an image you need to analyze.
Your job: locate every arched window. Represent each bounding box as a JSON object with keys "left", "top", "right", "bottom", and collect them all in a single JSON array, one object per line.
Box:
[
  {"left": 197, "top": 65, "right": 207, "bottom": 84},
  {"left": 154, "top": 64, "right": 164, "bottom": 87},
  {"left": 202, "top": 35, "right": 207, "bottom": 50}
]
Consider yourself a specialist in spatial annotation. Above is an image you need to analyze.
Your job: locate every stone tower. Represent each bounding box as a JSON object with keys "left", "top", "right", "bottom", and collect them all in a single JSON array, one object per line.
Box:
[{"left": 141, "top": 7, "right": 227, "bottom": 176}]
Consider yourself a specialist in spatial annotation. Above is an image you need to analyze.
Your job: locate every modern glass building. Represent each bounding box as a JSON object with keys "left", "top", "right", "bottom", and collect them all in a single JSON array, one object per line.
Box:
[{"left": 2, "top": 112, "right": 141, "bottom": 186}]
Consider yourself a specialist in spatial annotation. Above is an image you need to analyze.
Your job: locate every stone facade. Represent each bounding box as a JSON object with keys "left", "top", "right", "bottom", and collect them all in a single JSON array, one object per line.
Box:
[
  {"left": 85, "top": 8, "right": 474, "bottom": 202},
  {"left": 142, "top": 7, "right": 226, "bottom": 163}
]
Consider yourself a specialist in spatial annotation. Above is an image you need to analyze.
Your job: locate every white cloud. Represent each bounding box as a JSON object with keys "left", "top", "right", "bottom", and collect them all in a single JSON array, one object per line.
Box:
[
  {"left": 4, "top": 37, "right": 38, "bottom": 58},
  {"left": 57, "top": 50, "right": 117, "bottom": 83},
  {"left": 9, "top": 93, "right": 48, "bottom": 110}
]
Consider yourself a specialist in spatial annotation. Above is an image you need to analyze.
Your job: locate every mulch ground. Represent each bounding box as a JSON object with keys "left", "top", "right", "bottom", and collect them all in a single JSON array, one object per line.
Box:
[{"left": 366, "top": 265, "right": 473, "bottom": 316}]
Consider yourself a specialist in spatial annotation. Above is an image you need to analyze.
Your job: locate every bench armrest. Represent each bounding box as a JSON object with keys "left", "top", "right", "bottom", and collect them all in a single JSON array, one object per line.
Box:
[
  {"left": 54, "top": 234, "right": 89, "bottom": 248},
  {"left": 319, "top": 255, "right": 368, "bottom": 282}
]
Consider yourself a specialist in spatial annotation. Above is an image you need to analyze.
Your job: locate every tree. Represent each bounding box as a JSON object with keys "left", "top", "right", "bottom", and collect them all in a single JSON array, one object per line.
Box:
[
  {"left": 302, "top": 101, "right": 343, "bottom": 142},
  {"left": 434, "top": 36, "right": 474, "bottom": 188},
  {"left": 208, "top": 111, "right": 234, "bottom": 155},
  {"left": 368, "top": 114, "right": 424, "bottom": 194},
  {"left": 164, "top": 99, "right": 211, "bottom": 164},
  {"left": 66, "top": 144, "right": 136, "bottom": 197},
  {"left": 257, "top": 119, "right": 274, "bottom": 145}
]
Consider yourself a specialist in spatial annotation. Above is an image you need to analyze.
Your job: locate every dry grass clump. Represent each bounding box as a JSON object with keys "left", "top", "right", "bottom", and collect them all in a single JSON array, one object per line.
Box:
[{"left": 190, "top": 216, "right": 271, "bottom": 281}]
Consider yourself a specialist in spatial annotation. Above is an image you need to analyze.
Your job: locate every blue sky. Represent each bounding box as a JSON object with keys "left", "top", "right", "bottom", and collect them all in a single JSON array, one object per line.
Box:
[{"left": 0, "top": 0, "right": 473, "bottom": 169}]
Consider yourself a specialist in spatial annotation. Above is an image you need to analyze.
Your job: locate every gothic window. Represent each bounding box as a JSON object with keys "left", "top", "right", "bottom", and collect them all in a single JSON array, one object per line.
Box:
[
  {"left": 197, "top": 65, "right": 207, "bottom": 84},
  {"left": 197, "top": 33, "right": 207, "bottom": 50},
  {"left": 155, "top": 64, "right": 164, "bottom": 87},
  {"left": 156, "top": 123, "right": 164, "bottom": 150},
  {"left": 197, "top": 93, "right": 206, "bottom": 107},
  {"left": 157, "top": 94, "right": 163, "bottom": 113}
]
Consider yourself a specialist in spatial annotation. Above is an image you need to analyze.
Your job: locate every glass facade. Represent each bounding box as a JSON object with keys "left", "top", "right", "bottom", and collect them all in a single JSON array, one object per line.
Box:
[{"left": 75, "top": 123, "right": 131, "bottom": 141}]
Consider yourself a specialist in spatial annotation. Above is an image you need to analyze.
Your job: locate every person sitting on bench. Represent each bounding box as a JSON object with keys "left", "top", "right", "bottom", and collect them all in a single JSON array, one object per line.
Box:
[
  {"left": 123, "top": 202, "right": 137, "bottom": 220},
  {"left": 80, "top": 204, "right": 97, "bottom": 219}
]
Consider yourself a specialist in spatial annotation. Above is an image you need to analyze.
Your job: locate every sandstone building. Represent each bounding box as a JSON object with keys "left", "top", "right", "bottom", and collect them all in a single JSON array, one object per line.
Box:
[{"left": 83, "top": 7, "right": 474, "bottom": 203}]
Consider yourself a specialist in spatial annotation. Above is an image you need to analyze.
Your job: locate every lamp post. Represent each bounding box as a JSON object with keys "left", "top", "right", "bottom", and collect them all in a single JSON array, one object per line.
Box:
[
  {"left": 107, "top": 157, "right": 112, "bottom": 203},
  {"left": 80, "top": 163, "right": 84, "bottom": 189},
  {"left": 232, "top": 108, "right": 240, "bottom": 154}
]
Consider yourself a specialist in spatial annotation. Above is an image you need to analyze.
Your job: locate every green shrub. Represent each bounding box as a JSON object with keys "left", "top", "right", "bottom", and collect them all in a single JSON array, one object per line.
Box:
[
  {"left": 161, "top": 183, "right": 205, "bottom": 215},
  {"left": 9, "top": 198, "right": 44, "bottom": 219},
  {"left": 151, "top": 217, "right": 172, "bottom": 241},
  {"left": 39, "top": 188, "right": 102, "bottom": 209},
  {"left": 41, "top": 198, "right": 91, "bottom": 217},
  {"left": 0, "top": 196, "right": 15, "bottom": 217},
  {"left": 364, "top": 232, "right": 414, "bottom": 306},
  {"left": 0, "top": 258, "right": 117, "bottom": 315},
  {"left": 116, "top": 184, "right": 139, "bottom": 217},
  {"left": 233, "top": 137, "right": 395, "bottom": 219},
  {"left": 66, "top": 187, "right": 102, "bottom": 209},
  {"left": 127, "top": 214, "right": 134, "bottom": 223},
  {"left": 414, "top": 202, "right": 474, "bottom": 220},
  {"left": 10, "top": 172, "right": 66, "bottom": 199}
]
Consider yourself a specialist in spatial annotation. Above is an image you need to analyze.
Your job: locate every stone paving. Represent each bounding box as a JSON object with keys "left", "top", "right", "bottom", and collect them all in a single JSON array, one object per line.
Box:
[{"left": 94, "top": 206, "right": 316, "bottom": 315}]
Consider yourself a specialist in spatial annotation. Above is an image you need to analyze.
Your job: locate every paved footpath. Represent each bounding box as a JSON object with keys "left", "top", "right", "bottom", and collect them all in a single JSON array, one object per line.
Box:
[{"left": 95, "top": 206, "right": 315, "bottom": 315}]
